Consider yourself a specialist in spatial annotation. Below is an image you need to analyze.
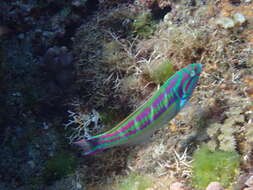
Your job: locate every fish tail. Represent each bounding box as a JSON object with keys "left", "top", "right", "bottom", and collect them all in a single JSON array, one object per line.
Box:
[{"left": 74, "top": 138, "right": 102, "bottom": 156}]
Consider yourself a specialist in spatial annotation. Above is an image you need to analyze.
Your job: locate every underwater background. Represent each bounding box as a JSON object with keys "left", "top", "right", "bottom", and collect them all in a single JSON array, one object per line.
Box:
[{"left": 0, "top": 0, "right": 252, "bottom": 190}]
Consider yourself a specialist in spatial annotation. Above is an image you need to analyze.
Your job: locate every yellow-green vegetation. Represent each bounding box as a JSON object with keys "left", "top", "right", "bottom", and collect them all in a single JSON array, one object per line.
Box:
[
  {"left": 142, "top": 23, "right": 209, "bottom": 69},
  {"left": 191, "top": 146, "right": 240, "bottom": 190},
  {"left": 99, "top": 7, "right": 134, "bottom": 36},
  {"left": 116, "top": 173, "right": 153, "bottom": 190},
  {"left": 120, "top": 75, "right": 140, "bottom": 91},
  {"left": 133, "top": 11, "right": 157, "bottom": 38},
  {"left": 102, "top": 41, "right": 133, "bottom": 71},
  {"left": 148, "top": 60, "right": 174, "bottom": 84},
  {"left": 102, "top": 41, "right": 122, "bottom": 66},
  {"left": 43, "top": 151, "right": 78, "bottom": 184}
]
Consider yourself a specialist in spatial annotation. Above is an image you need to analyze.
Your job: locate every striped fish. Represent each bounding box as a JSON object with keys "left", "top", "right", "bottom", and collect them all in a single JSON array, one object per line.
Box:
[{"left": 74, "top": 63, "right": 202, "bottom": 155}]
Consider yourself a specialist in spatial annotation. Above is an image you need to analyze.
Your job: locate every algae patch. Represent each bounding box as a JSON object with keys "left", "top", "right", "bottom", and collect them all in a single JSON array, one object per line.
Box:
[
  {"left": 148, "top": 60, "right": 174, "bottom": 84},
  {"left": 116, "top": 173, "right": 153, "bottom": 190},
  {"left": 133, "top": 11, "right": 157, "bottom": 38},
  {"left": 191, "top": 146, "right": 240, "bottom": 190},
  {"left": 43, "top": 151, "right": 78, "bottom": 184}
]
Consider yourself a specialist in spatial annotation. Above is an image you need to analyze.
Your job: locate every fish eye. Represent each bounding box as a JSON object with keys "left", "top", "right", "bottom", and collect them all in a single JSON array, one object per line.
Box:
[{"left": 190, "top": 70, "right": 195, "bottom": 77}]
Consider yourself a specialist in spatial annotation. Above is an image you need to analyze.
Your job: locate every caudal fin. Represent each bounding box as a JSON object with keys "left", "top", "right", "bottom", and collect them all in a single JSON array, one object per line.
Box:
[{"left": 73, "top": 138, "right": 103, "bottom": 156}]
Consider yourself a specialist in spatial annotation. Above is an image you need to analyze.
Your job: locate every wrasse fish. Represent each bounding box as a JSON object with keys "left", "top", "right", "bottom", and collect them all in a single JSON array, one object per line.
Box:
[{"left": 74, "top": 63, "right": 202, "bottom": 155}]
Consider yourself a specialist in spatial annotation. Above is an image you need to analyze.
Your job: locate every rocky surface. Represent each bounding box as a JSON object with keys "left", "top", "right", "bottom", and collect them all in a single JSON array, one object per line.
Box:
[
  {"left": 170, "top": 182, "right": 188, "bottom": 190},
  {"left": 0, "top": 0, "right": 253, "bottom": 190},
  {"left": 205, "top": 182, "right": 224, "bottom": 190}
]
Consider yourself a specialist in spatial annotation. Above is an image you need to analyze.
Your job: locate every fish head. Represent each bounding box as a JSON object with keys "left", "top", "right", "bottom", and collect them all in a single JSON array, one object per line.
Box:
[{"left": 179, "top": 63, "right": 202, "bottom": 105}]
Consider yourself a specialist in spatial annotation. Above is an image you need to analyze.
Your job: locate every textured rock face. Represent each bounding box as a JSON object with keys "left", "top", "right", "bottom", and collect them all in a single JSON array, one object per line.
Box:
[
  {"left": 245, "top": 175, "right": 253, "bottom": 187},
  {"left": 41, "top": 46, "right": 75, "bottom": 89}
]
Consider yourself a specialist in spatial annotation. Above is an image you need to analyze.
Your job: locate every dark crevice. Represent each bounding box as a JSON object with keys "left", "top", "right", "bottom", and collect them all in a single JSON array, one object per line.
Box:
[
  {"left": 229, "top": 0, "right": 241, "bottom": 6},
  {"left": 55, "top": 0, "right": 99, "bottom": 48},
  {"left": 151, "top": 1, "right": 172, "bottom": 20},
  {"left": 86, "top": 0, "right": 99, "bottom": 15}
]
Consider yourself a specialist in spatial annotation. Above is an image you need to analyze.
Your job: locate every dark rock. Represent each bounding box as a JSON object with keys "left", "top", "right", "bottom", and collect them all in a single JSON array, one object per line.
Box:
[
  {"left": 234, "top": 173, "right": 249, "bottom": 190},
  {"left": 229, "top": 0, "right": 241, "bottom": 6},
  {"left": 41, "top": 46, "right": 76, "bottom": 90},
  {"left": 151, "top": 1, "right": 172, "bottom": 20}
]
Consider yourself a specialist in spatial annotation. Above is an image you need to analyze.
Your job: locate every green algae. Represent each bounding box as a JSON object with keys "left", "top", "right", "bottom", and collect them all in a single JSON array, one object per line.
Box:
[
  {"left": 191, "top": 146, "right": 240, "bottom": 189},
  {"left": 149, "top": 60, "right": 174, "bottom": 84},
  {"left": 43, "top": 151, "right": 78, "bottom": 184},
  {"left": 116, "top": 173, "right": 153, "bottom": 190},
  {"left": 133, "top": 11, "right": 157, "bottom": 38}
]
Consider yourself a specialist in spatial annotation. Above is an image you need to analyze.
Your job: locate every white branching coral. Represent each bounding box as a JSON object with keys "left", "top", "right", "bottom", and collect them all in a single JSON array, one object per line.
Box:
[
  {"left": 173, "top": 148, "right": 193, "bottom": 179},
  {"left": 64, "top": 109, "right": 103, "bottom": 143}
]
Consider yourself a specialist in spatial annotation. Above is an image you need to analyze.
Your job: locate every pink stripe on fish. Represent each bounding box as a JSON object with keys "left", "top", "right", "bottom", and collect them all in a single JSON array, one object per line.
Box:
[
  {"left": 88, "top": 75, "right": 183, "bottom": 143},
  {"left": 90, "top": 120, "right": 135, "bottom": 140},
  {"left": 98, "top": 119, "right": 152, "bottom": 144},
  {"left": 152, "top": 93, "right": 165, "bottom": 108},
  {"left": 165, "top": 75, "right": 179, "bottom": 94},
  {"left": 91, "top": 78, "right": 180, "bottom": 142},
  {"left": 85, "top": 79, "right": 181, "bottom": 143},
  {"left": 185, "top": 77, "right": 193, "bottom": 92},
  {"left": 98, "top": 96, "right": 176, "bottom": 144},
  {"left": 136, "top": 107, "right": 151, "bottom": 122},
  {"left": 92, "top": 107, "right": 152, "bottom": 141}
]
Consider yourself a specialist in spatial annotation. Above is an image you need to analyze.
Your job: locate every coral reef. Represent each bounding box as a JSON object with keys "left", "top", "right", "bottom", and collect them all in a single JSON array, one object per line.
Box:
[{"left": 1, "top": 0, "right": 253, "bottom": 189}]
